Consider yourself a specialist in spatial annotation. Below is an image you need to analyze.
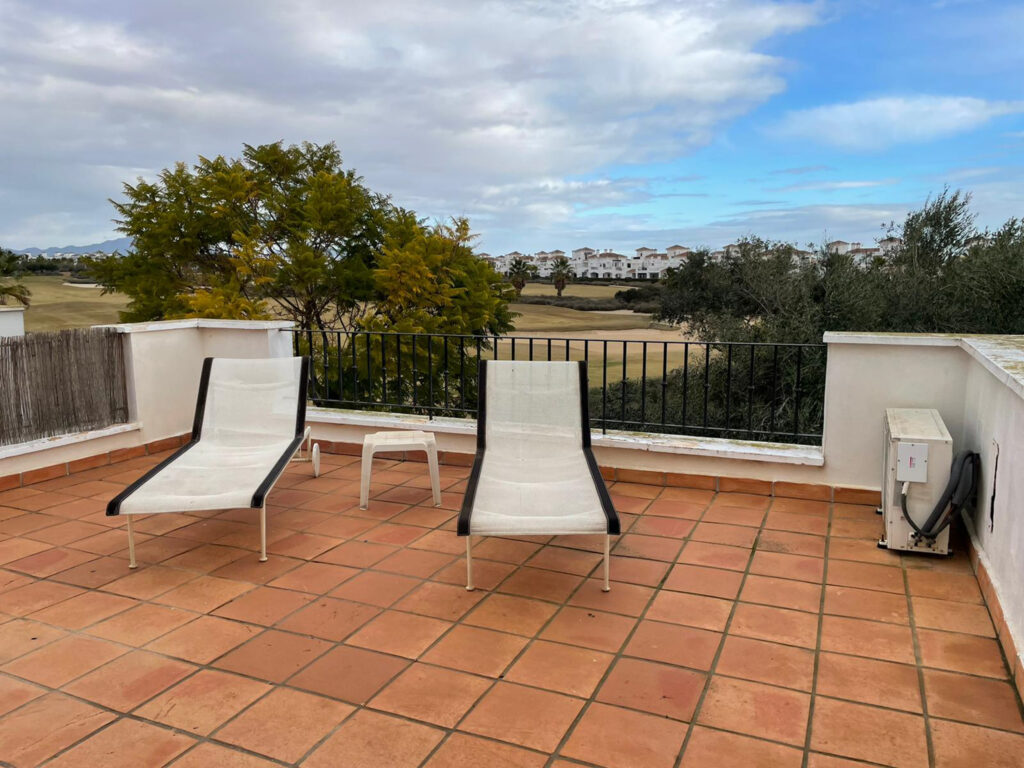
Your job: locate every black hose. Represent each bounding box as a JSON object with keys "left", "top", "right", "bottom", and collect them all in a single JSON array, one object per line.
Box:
[{"left": 899, "top": 450, "right": 980, "bottom": 542}]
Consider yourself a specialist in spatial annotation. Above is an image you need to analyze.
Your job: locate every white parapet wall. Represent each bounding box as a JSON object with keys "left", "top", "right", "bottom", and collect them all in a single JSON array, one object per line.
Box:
[{"left": 0, "top": 306, "right": 26, "bottom": 337}]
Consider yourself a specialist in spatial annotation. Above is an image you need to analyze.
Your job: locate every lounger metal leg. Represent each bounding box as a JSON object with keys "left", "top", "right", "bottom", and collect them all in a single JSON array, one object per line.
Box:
[
  {"left": 127, "top": 515, "right": 137, "bottom": 569},
  {"left": 602, "top": 534, "right": 611, "bottom": 592},
  {"left": 427, "top": 442, "right": 441, "bottom": 507},
  {"left": 465, "top": 536, "right": 474, "bottom": 591},
  {"left": 359, "top": 442, "right": 373, "bottom": 509},
  {"left": 259, "top": 504, "right": 268, "bottom": 562}
]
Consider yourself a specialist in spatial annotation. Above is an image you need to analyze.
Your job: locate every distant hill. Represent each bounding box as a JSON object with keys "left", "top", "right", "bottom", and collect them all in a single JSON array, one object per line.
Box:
[{"left": 16, "top": 237, "right": 133, "bottom": 256}]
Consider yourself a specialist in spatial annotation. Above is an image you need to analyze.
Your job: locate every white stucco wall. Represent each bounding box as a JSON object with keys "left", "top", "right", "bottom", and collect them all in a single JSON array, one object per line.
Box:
[{"left": 0, "top": 306, "right": 26, "bottom": 337}]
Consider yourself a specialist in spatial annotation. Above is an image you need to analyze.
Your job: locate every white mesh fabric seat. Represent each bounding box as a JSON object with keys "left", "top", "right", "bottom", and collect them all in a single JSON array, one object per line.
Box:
[
  {"left": 107, "top": 356, "right": 311, "bottom": 567},
  {"left": 458, "top": 360, "right": 619, "bottom": 590}
]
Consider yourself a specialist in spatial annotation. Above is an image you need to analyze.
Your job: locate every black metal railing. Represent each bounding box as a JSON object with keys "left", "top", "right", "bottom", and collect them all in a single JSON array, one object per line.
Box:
[{"left": 288, "top": 330, "right": 826, "bottom": 444}]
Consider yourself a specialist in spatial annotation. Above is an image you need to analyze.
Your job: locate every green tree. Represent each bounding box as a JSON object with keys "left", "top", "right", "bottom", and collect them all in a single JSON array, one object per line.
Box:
[
  {"left": 0, "top": 247, "right": 31, "bottom": 307},
  {"left": 550, "top": 255, "right": 574, "bottom": 297},
  {"left": 86, "top": 141, "right": 512, "bottom": 336},
  {"left": 506, "top": 256, "right": 538, "bottom": 297}
]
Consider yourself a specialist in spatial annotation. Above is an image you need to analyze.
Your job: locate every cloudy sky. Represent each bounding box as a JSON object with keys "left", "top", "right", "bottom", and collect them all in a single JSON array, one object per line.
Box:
[{"left": 2, "top": 0, "right": 1022, "bottom": 254}]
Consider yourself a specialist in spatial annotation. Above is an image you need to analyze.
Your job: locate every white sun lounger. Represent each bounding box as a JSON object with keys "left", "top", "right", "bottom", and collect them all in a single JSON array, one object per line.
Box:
[
  {"left": 107, "top": 356, "right": 318, "bottom": 568},
  {"left": 458, "top": 360, "right": 620, "bottom": 591}
]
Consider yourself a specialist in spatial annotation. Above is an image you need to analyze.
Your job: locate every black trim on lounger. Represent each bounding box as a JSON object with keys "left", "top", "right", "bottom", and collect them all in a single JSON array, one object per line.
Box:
[
  {"left": 457, "top": 360, "right": 487, "bottom": 536},
  {"left": 579, "top": 361, "right": 620, "bottom": 535},
  {"left": 251, "top": 356, "right": 310, "bottom": 508},
  {"left": 106, "top": 357, "right": 215, "bottom": 516}
]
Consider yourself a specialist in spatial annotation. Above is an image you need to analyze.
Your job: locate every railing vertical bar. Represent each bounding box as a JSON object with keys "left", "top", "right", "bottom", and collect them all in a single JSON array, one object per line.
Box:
[
  {"left": 459, "top": 337, "right": 466, "bottom": 412},
  {"left": 770, "top": 344, "right": 778, "bottom": 436},
  {"left": 682, "top": 342, "right": 689, "bottom": 427},
  {"left": 321, "top": 331, "right": 329, "bottom": 401},
  {"left": 602, "top": 340, "right": 608, "bottom": 435},
  {"left": 547, "top": 338, "right": 552, "bottom": 361},
  {"left": 337, "top": 332, "right": 344, "bottom": 406},
  {"left": 640, "top": 342, "right": 648, "bottom": 430},
  {"left": 794, "top": 345, "right": 803, "bottom": 437},
  {"left": 411, "top": 335, "right": 418, "bottom": 407},
  {"left": 364, "top": 332, "right": 372, "bottom": 404},
  {"left": 747, "top": 344, "right": 755, "bottom": 438},
  {"left": 620, "top": 341, "right": 627, "bottom": 428},
  {"left": 443, "top": 338, "right": 449, "bottom": 411},
  {"left": 660, "top": 341, "right": 668, "bottom": 430},
  {"left": 351, "top": 330, "right": 359, "bottom": 404},
  {"left": 381, "top": 334, "right": 388, "bottom": 406},
  {"left": 725, "top": 345, "right": 733, "bottom": 436},
  {"left": 396, "top": 333, "right": 403, "bottom": 410},
  {"left": 427, "top": 334, "right": 434, "bottom": 417},
  {"left": 702, "top": 344, "right": 710, "bottom": 430}
]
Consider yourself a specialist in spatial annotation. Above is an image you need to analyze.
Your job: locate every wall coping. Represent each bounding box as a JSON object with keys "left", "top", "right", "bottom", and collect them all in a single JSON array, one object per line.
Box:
[
  {"left": 0, "top": 422, "right": 140, "bottom": 460},
  {"left": 307, "top": 407, "right": 824, "bottom": 466},
  {"left": 824, "top": 332, "right": 1024, "bottom": 402},
  {"left": 98, "top": 319, "right": 295, "bottom": 334}
]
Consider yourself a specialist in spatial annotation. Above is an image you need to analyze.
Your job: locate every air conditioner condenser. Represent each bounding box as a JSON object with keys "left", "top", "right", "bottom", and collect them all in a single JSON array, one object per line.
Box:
[{"left": 879, "top": 408, "right": 978, "bottom": 556}]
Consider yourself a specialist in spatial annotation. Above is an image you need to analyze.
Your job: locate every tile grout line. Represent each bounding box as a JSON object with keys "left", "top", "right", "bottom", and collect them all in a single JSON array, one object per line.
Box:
[{"left": 799, "top": 483, "right": 833, "bottom": 767}]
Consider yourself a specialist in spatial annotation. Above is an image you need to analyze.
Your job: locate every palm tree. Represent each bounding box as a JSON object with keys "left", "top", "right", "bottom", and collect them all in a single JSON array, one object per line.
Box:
[
  {"left": 0, "top": 248, "right": 30, "bottom": 306},
  {"left": 506, "top": 256, "right": 537, "bottom": 297},
  {"left": 550, "top": 255, "right": 573, "bottom": 297}
]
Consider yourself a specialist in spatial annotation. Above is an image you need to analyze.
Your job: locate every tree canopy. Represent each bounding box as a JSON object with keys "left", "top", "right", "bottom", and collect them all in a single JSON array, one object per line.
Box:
[
  {"left": 86, "top": 141, "right": 513, "bottom": 336},
  {"left": 0, "top": 247, "right": 31, "bottom": 307}
]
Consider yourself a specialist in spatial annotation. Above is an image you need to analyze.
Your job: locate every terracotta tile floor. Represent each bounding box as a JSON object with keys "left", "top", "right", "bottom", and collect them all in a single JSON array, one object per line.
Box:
[{"left": 1, "top": 451, "right": 1023, "bottom": 767}]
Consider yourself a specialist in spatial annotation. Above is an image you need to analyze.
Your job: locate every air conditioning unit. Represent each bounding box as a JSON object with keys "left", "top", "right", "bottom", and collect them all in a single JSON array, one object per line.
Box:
[{"left": 879, "top": 408, "right": 953, "bottom": 555}]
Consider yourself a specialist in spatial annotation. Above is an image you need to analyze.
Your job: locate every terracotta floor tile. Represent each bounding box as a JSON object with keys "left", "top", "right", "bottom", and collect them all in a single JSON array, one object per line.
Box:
[
  {"left": 306, "top": 514, "right": 376, "bottom": 539},
  {"left": 423, "top": 732, "right": 546, "bottom": 768},
  {"left": 645, "top": 498, "right": 706, "bottom": 520},
  {"left": 390, "top": 582, "right": 481, "bottom": 621},
  {"left": 690, "top": 521, "right": 757, "bottom": 548},
  {"left": 830, "top": 517, "right": 883, "bottom": 540},
  {"left": 526, "top": 545, "right": 602, "bottom": 576},
  {"left": 824, "top": 584, "right": 908, "bottom": 624},
  {"left": 625, "top": 620, "right": 720, "bottom": 671},
  {"left": 677, "top": 541, "right": 750, "bottom": 571},
  {"left": 568, "top": 578, "right": 653, "bottom": 617},
  {"left": 146, "top": 615, "right": 261, "bottom": 664},
  {"left": 911, "top": 596, "right": 996, "bottom": 637},
  {"left": 701, "top": 505, "right": 766, "bottom": 528},
  {"left": 730, "top": 603, "right": 819, "bottom": 648},
  {"left": 212, "top": 585, "right": 313, "bottom": 625},
  {"left": 64, "top": 650, "right": 194, "bottom": 711},
  {"left": 375, "top": 548, "right": 455, "bottom": 578},
  {"left": 906, "top": 569, "right": 983, "bottom": 604},
  {"left": 289, "top": 644, "right": 408, "bottom": 703},
  {"left": 597, "top": 657, "right": 704, "bottom": 720},
  {"left": 267, "top": 561, "right": 358, "bottom": 593},
  {"left": 805, "top": 754, "right": 876, "bottom": 768},
  {"left": 317, "top": 539, "right": 398, "bottom": 567},
  {"left": 329, "top": 570, "right": 419, "bottom": 608},
  {"left": 713, "top": 492, "right": 772, "bottom": 510},
  {"left": 816, "top": 652, "right": 922, "bottom": 712},
  {"left": 716, "top": 636, "right": 815, "bottom": 691},
  {"left": 8, "top": 546, "right": 98, "bottom": 578},
  {"left": 154, "top": 575, "right": 252, "bottom": 612},
  {"left": 505, "top": 639, "right": 613, "bottom": 697},
  {"left": 408, "top": 529, "right": 465, "bottom": 555},
  {"left": 304, "top": 709, "right": 443, "bottom": 768},
  {"left": 2, "top": 633, "right": 126, "bottom": 687},
  {"left": 820, "top": 615, "right": 916, "bottom": 663},
  {"left": 463, "top": 593, "right": 558, "bottom": 636},
  {"left": 631, "top": 515, "right": 696, "bottom": 539},
  {"left": 460, "top": 681, "right": 583, "bottom": 753},
  {"left": 698, "top": 676, "right": 810, "bottom": 746},
  {"left": 168, "top": 742, "right": 280, "bottom": 767},
  {"left": 540, "top": 606, "right": 636, "bottom": 652},
  {"left": 647, "top": 590, "right": 733, "bottom": 632},
  {"left": 741, "top": 574, "right": 822, "bottom": 613},
  {"left": 916, "top": 628, "right": 1008, "bottom": 678},
  {"left": 680, "top": 726, "right": 804, "bottom": 768},
  {"left": 162, "top": 543, "right": 251, "bottom": 573},
  {"left": 0, "top": 568, "right": 33, "bottom": 593},
  {"left": 658, "top": 487, "right": 714, "bottom": 504},
  {"left": 136, "top": 669, "right": 270, "bottom": 735},
  {"left": 827, "top": 560, "right": 904, "bottom": 594},
  {"left": 923, "top": 668, "right": 1024, "bottom": 731},
  {"left": 0, "top": 674, "right": 45, "bottom": 716},
  {"left": 931, "top": 719, "right": 1024, "bottom": 768},
  {"left": 0, "top": 618, "right": 67, "bottom": 663},
  {"left": 498, "top": 567, "right": 585, "bottom": 602},
  {"left": 346, "top": 610, "right": 451, "bottom": 658},
  {"left": 663, "top": 563, "right": 743, "bottom": 599},
  {"left": 434, "top": 557, "right": 515, "bottom": 591},
  {"left": 214, "top": 687, "right": 353, "bottom": 763},
  {"left": 758, "top": 529, "right": 826, "bottom": 558},
  {"left": 613, "top": 481, "right": 662, "bottom": 499},
  {"left": 87, "top": 603, "right": 195, "bottom": 646},
  {"left": 101, "top": 565, "right": 196, "bottom": 599},
  {"left": 46, "top": 716, "right": 195, "bottom": 768},
  {"left": 828, "top": 537, "right": 898, "bottom": 565},
  {"left": 29, "top": 590, "right": 136, "bottom": 629},
  {"left": 422, "top": 625, "right": 528, "bottom": 678},
  {"left": 764, "top": 510, "right": 829, "bottom": 535},
  {"left": 0, "top": 691, "right": 115, "bottom": 767},
  {"left": 561, "top": 701, "right": 688, "bottom": 768},
  {"left": 370, "top": 663, "right": 490, "bottom": 727},
  {"left": 132, "top": 536, "right": 200, "bottom": 565},
  {"left": 0, "top": 579, "right": 83, "bottom": 616},
  {"left": 213, "top": 628, "right": 331, "bottom": 682},
  {"left": 29, "top": 519, "right": 107, "bottom": 546},
  {"left": 0, "top": 537, "right": 53, "bottom": 565},
  {"left": 471, "top": 537, "right": 542, "bottom": 564},
  {"left": 390, "top": 506, "right": 455, "bottom": 529},
  {"left": 810, "top": 697, "right": 927, "bottom": 768},
  {"left": 275, "top": 596, "right": 380, "bottom": 641},
  {"left": 750, "top": 551, "right": 824, "bottom": 583},
  {"left": 50, "top": 555, "right": 131, "bottom": 590}
]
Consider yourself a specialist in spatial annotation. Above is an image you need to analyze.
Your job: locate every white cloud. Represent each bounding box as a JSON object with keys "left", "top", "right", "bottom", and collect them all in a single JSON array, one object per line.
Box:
[
  {"left": 773, "top": 96, "right": 1024, "bottom": 151},
  {"left": 776, "top": 178, "right": 899, "bottom": 192},
  {"left": 0, "top": 0, "right": 820, "bottom": 247}
]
